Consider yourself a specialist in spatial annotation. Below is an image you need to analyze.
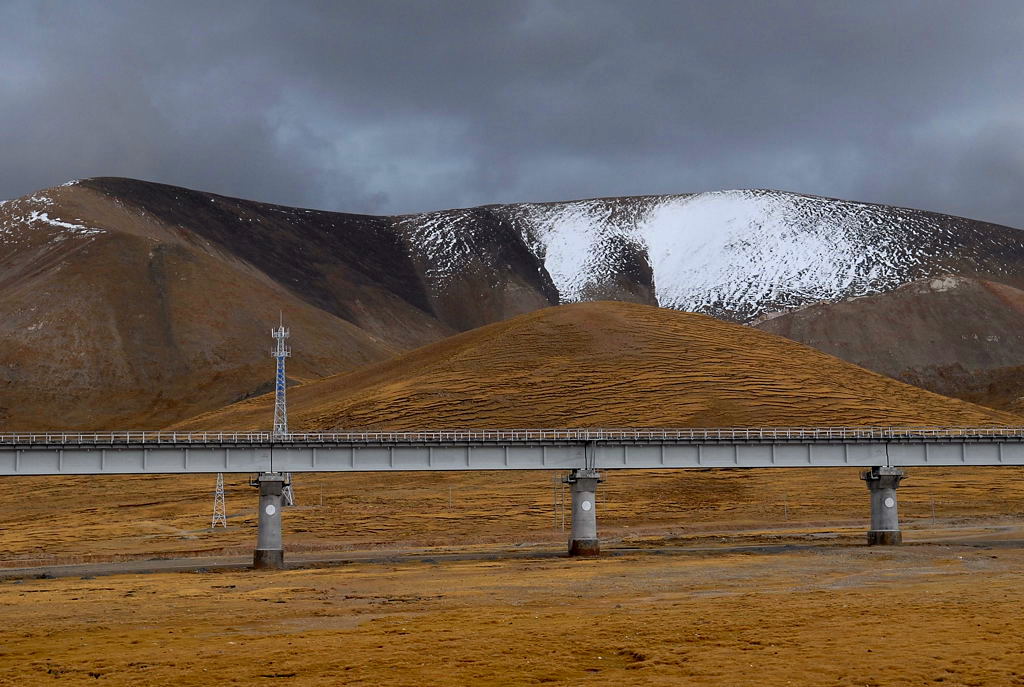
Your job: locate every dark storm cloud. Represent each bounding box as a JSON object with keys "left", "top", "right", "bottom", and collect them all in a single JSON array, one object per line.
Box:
[{"left": 2, "top": 0, "right": 1024, "bottom": 226}]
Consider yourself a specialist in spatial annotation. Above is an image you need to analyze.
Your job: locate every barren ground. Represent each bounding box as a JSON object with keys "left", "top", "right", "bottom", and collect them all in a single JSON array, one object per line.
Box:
[
  {"left": 2, "top": 538, "right": 1024, "bottom": 686},
  {"left": 3, "top": 467, "right": 1024, "bottom": 684}
]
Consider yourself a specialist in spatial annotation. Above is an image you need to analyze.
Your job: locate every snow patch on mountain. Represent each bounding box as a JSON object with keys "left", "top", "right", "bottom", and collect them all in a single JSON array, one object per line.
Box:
[
  {"left": 638, "top": 190, "right": 933, "bottom": 314},
  {"left": 0, "top": 195, "right": 105, "bottom": 246},
  {"left": 928, "top": 275, "right": 966, "bottom": 292},
  {"left": 512, "top": 198, "right": 661, "bottom": 301},
  {"left": 383, "top": 188, "right": 1024, "bottom": 321},
  {"left": 509, "top": 189, "right": 1006, "bottom": 320},
  {"left": 396, "top": 208, "right": 483, "bottom": 284},
  {"left": 27, "top": 211, "right": 104, "bottom": 236}
]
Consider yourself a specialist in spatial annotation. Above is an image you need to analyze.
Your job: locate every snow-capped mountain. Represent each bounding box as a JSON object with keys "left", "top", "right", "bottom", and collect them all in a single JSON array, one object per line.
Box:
[
  {"left": 3, "top": 176, "right": 1024, "bottom": 429},
  {"left": 398, "top": 189, "right": 1024, "bottom": 322}
]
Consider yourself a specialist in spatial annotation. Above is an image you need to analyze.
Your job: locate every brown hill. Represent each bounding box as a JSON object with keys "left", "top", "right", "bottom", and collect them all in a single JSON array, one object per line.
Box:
[
  {"left": 756, "top": 276, "right": 1024, "bottom": 414},
  {"left": 178, "top": 301, "right": 1018, "bottom": 430},
  {"left": 6, "top": 177, "right": 1024, "bottom": 431},
  {"left": 0, "top": 182, "right": 440, "bottom": 430},
  {"left": 0, "top": 178, "right": 559, "bottom": 429}
]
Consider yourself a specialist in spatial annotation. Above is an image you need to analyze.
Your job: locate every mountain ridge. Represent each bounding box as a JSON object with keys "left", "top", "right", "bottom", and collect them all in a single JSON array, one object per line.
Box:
[
  {"left": 4, "top": 176, "right": 1024, "bottom": 428},
  {"left": 73, "top": 177, "right": 1024, "bottom": 322}
]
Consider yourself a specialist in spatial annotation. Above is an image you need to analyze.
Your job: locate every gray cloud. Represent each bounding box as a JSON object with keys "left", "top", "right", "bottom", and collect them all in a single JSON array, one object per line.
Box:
[{"left": 2, "top": 0, "right": 1024, "bottom": 226}]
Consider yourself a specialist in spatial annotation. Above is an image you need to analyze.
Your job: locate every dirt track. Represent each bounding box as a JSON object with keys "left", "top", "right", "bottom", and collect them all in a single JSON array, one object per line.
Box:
[{"left": 0, "top": 521, "right": 1018, "bottom": 581}]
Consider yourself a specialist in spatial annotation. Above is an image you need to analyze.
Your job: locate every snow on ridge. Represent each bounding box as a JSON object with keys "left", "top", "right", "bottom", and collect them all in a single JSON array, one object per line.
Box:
[
  {"left": 509, "top": 196, "right": 669, "bottom": 301},
  {"left": 509, "top": 189, "right": 973, "bottom": 319},
  {"left": 27, "top": 211, "right": 104, "bottom": 236},
  {"left": 392, "top": 188, "right": 1019, "bottom": 319},
  {"left": 396, "top": 208, "right": 485, "bottom": 285},
  {"left": 1, "top": 194, "right": 105, "bottom": 245},
  {"left": 643, "top": 191, "right": 891, "bottom": 312}
]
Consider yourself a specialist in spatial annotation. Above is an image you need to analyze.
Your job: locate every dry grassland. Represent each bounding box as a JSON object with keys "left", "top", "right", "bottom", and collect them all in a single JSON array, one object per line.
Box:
[
  {"left": 5, "top": 466, "right": 1024, "bottom": 567},
  {"left": 179, "top": 302, "right": 1020, "bottom": 430},
  {"left": 2, "top": 543, "right": 1024, "bottom": 685},
  {"left": 5, "top": 301, "right": 1024, "bottom": 683},
  {"left": 7, "top": 301, "right": 1020, "bottom": 565}
]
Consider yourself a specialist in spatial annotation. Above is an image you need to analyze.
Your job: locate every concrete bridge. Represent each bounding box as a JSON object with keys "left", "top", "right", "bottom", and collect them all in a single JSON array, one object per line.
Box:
[{"left": 4, "top": 427, "right": 1024, "bottom": 568}]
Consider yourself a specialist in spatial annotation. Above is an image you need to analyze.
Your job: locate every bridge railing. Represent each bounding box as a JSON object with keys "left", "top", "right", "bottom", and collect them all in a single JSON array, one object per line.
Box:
[{"left": 2, "top": 427, "right": 1024, "bottom": 445}]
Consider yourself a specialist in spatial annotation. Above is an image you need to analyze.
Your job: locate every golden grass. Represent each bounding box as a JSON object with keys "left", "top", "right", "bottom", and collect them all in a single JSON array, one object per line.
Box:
[
  {"left": 178, "top": 301, "right": 1020, "bottom": 430},
  {"left": 5, "top": 304, "right": 1024, "bottom": 684},
  {"left": 6, "top": 301, "right": 1023, "bottom": 565},
  {"left": 5, "top": 467, "right": 1024, "bottom": 565},
  {"left": 3, "top": 545, "right": 1024, "bottom": 685}
]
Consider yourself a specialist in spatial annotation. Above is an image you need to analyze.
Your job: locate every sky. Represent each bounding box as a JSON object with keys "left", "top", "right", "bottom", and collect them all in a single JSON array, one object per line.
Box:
[{"left": 2, "top": 0, "right": 1023, "bottom": 226}]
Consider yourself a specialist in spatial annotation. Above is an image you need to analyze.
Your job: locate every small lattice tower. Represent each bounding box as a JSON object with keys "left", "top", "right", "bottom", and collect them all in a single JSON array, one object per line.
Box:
[
  {"left": 272, "top": 315, "right": 291, "bottom": 436},
  {"left": 272, "top": 314, "right": 296, "bottom": 506},
  {"left": 211, "top": 472, "right": 227, "bottom": 528}
]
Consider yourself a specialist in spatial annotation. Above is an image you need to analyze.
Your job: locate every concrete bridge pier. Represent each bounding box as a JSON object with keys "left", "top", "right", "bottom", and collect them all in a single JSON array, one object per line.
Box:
[
  {"left": 565, "top": 468, "right": 603, "bottom": 556},
  {"left": 254, "top": 473, "right": 286, "bottom": 569},
  {"left": 861, "top": 466, "right": 906, "bottom": 545}
]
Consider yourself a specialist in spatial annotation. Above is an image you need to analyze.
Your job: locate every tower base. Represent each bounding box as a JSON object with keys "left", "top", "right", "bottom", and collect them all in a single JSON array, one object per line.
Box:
[
  {"left": 866, "top": 530, "right": 902, "bottom": 546},
  {"left": 253, "top": 549, "right": 284, "bottom": 570},
  {"left": 569, "top": 538, "right": 601, "bottom": 557}
]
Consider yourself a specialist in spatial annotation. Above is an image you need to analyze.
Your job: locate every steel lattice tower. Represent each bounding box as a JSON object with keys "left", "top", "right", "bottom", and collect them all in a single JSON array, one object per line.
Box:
[
  {"left": 272, "top": 316, "right": 296, "bottom": 506},
  {"left": 272, "top": 317, "right": 291, "bottom": 436},
  {"left": 211, "top": 472, "right": 227, "bottom": 528}
]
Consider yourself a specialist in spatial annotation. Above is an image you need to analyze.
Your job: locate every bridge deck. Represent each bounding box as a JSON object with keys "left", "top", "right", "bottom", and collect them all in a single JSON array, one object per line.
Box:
[{"left": 2, "top": 428, "right": 1024, "bottom": 475}]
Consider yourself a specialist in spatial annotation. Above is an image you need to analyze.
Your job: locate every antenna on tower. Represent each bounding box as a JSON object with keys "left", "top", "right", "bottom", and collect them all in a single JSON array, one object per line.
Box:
[
  {"left": 272, "top": 312, "right": 290, "bottom": 437},
  {"left": 271, "top": 313, "right": 295, "bottom": 507}
]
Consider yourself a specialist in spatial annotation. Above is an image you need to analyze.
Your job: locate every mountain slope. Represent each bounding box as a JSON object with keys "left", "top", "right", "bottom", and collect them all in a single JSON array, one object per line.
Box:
[
  {"left": 0, "top": 178, "right": 567, "bottom": 429},
  {"left": 0, "top": 183, "right": 403, "bottom": 429},
  {"left": 756, "top": 275, "right": 1024, "bottom": 414},
  {"left": 407, "top": 189, "right": 1024, "bottom": 322},
  {"left": 177, "top": 301, "right": 1019, "bottom": 431},
  {"left": 6, "top": 177, "right": 1024, "bottom": 429},
  {"left": 76, "top": 177, "right": 556, "bottom": 342},
  {"left": 33, "top": 179, "right": 1024, "bottom": 330}
]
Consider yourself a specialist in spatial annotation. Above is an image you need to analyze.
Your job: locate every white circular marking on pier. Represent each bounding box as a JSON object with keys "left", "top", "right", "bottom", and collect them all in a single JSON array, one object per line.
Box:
[
  {"left": 265, "top": 504, "right": 277, "bottom": 516},
  {"left": 884, "top": 497, "right": 895, "bottom": 508},
  {"left": 581, "top": 500, "right": 592, "bottom": 512}
]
